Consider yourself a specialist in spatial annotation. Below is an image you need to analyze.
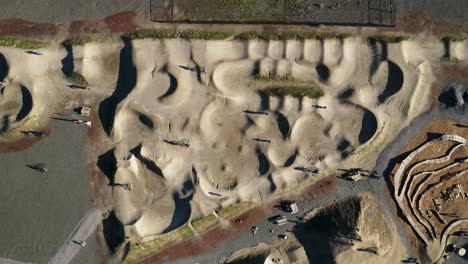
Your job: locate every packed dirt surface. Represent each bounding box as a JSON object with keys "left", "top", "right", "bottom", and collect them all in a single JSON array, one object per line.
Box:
[
  {"left": 225, "top": 193, "right": 407, "bottom": 264},
  {"left": 86, "top": 35, "right": 457, "bottom": 242},
  {"left": 0, "top": 29, "right": 467, "bottom": 263}
]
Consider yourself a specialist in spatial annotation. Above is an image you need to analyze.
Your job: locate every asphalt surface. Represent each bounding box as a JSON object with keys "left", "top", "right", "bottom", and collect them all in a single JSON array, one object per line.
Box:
[
  {"left": 49, "top": 209, "right": 101, "bottom": 264},
  {"left": 0, "top": 121, "right": 97, "bottom": 264}
]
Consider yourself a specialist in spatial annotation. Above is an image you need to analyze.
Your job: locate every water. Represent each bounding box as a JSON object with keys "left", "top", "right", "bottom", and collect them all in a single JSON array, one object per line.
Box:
[{"left": 0, "top": 121, "right": 98, "bottom": 264}]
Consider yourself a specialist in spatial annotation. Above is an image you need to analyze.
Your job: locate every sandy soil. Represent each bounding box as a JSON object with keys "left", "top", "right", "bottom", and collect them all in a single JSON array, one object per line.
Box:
[
  {"left": 1, "top": 32, "right": 466, "bottom": 263},
  {"left": 0, "top": 6, "right": 466, "bottom": 262}
]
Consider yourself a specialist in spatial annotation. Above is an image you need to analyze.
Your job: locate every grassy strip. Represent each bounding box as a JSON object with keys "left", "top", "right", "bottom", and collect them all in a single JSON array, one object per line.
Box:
[
  {"left": 124, "top": 201, "right": 254, "bottom": 263},
  {"left": 67, "top": 72, "right": 88, "bottom": 86},
  {"left": 192, "top": 214, "right": 217, "bottom": 232},
  {"left": 218, "top": 201, "right": 254, "bottom": 219},
  {"left": 442, "top": 36, "right": 466, "bottom": 42},
  {"left": 122, "top": 30, "right": 350, "bottom": 41},
  {"left": 260, "top": 86, "right": 324, "bottom": 98},
  {"left": 122, "top": 30, "right": 230, "bottom": 40},
  {"left": 440, "top": 57, "right": 464, "bottom": 64},
  {"left": 234, "top": 32, "right": 350, "bottom": 41},
  {"left": 369, "top": 35, "right": 409, "bottom": 43},
  {"left": 0, "top": 37, "right": 48, "bottom": 49}
]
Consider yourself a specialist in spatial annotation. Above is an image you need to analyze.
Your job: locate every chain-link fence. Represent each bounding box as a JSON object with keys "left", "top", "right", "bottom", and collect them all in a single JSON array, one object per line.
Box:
[
  {"left": 368, "top": 0, "right": 396, "bottom": 26},
  {"left": 151, "top": 0, "right": 396, "bottom": 26},
  {"left": 150, "top": 0, "right": 173, "bottom": 22}
]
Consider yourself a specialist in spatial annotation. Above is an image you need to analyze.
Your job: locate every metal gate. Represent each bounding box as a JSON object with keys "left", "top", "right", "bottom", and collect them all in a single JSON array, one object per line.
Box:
[
  {"left": 368, "top": 0, "right": 396, "bottom": 26},
  {"left": 150, "top": 0, "right": 173, "bottom": 22}
]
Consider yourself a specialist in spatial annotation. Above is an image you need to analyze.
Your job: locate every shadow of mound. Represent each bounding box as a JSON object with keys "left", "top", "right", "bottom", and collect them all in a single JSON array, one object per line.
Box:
[
  {"left": 98, "top": 37, "right": 137, "bottom": 136},
  {"left": 283, "top": 150, "right": 297, "bottom": 167},
  {"left": 358, "top": 109, "right": 378, "bottom": 144},
  {"left": 0, "top": 53, "right": 8, "bottom": 81},
  {"left": 158, "top": 72, "right": 178, "bottom": 101},
  {"left": 16, "top": 85, "right": 33, "bottom": 121},
  {"left": 256, "top": 147, "right": 270, "bottom": 175},
  {"left": 337, "top": 138, "right": 352, "bottom": 158},
  {"left": 439, "top": 83, "right": 467, "bottom": 108},
  {"left": 259, "top": 91, "right": 270, "bottom": 110},
  {"left": 316, "top": 63, "right": 329, "bottom": 82},
  {"left": 61, "top": 43, "right": 74, "bottom": 76},
  {"left": 97, "top": 148, "right": 117, "bottom": 185},
  {"left": 276, "top": 112, "right": 290, "bottom": 139},
  {"left": 378, "top": 61, "right": 404, "bottom": 103},
  {"left": 137, "top": 112, "right": 154, "bottom": 129},
  {"left": 0, "top": 115, "right": 9, "bottom": 133},
  {"left": 162, "top": 192, "right": 193, "bottom": 233},
  {"left": 130, "top": 144, "right": 164, "bottom": 178},
  {"left": 368, "top": 39, "right": 388, "bottom": 80},
  {"left": 293, "top": 197, "right": 361, "bottom": 263},
  {"left": 103, "top": 211, "right": 125, "bottom": 253},
  {"left": 338, "top": 87, "right": 354, "bottom": 102}
]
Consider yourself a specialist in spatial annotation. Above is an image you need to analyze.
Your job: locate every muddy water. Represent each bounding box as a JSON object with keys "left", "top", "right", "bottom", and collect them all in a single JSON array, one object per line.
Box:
[{"left": 0, "top": 121, "right": 98, "bottom": 264}]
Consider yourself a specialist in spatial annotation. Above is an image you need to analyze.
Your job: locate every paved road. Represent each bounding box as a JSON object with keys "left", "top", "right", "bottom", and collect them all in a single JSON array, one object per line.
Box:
[
  {"left": 0, "top": 258, "right": 33, "bottom": 264},
  {"left": 48, "top": 209, "right": 101, "bottom": 264}
]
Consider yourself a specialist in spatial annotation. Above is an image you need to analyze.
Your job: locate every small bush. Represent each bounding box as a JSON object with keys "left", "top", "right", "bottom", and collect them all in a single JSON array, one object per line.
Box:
[
  {"left": 61, "top": 36, "right": 95, "bottom": 46},
  {"left": 442, "top": 36, "right": 466, "bottom": 42},
  {"left": 369, "top": 35, "right": 409, "bottom": 43},
  {"left": 67, "top": 72, "right": 88, "bottom": 86},
  {"left": 441, "top": 57, "right": 463, "bottom": 64},
  {"left": 123, "top": 30, "right": 179, "bottom": 40},
  {"left": 178, "top": 30, "right": 230, "bottom": 40}
]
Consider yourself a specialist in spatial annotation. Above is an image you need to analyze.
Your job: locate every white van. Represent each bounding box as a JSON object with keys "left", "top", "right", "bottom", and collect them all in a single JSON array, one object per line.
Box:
[{"left": 274, "top": 216, "right": 288, "bottom": 225}]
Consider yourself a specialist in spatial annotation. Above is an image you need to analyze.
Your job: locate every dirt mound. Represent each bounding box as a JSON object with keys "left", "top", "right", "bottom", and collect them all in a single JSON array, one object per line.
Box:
[{"left": 293, "top": 194, "right": 406, "bottom": 263}]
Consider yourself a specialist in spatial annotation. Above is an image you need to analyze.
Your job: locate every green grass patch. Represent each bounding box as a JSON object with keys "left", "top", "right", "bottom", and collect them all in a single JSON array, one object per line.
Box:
[
  {"left": 178, "top": 30, "right": 230, "bottom": 40},
  {"left": 253, "top": 74, "right": 295, "bottom": 82},
  {"left": 192, "top": 214, "right": 217, "bottom": 232},
  {"left": 67, "top": 72, "right": 88, "bottom": 86},
  {"left": 234, "top": 32, "right": 349, "bottom": 41},
  {"left": 61, "top": 36, "right": 99, "bottom": 46},
  {"left": 0, "top": 37, "right": 48, "bottom": 49},
  {"left": 441, "top": 57, "right": 463, "bottom": 64},
  {"left": 218, "top": 201, "right": 254, "bottom": 219},
  {"left": 369, "top": 35, "right": 409, "bottom": 43},
  {"left": 122, "top": 30, "right": 179, "bottom": 40},
  {"left": 261, "top": 86, "right": 324, "bottom": 98},
  {"left": 442, "top": 35, "right": 466, "bottom": 42}
]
